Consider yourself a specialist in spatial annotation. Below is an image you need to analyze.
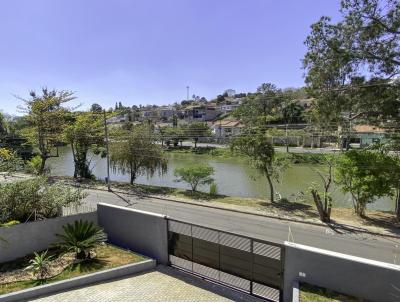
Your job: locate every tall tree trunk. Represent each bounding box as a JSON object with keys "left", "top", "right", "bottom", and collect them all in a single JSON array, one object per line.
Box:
[
  {"left": 39, "top": 156, "right": 46, "bottom": 174},
  {"left": 266, "top": 173, "right": 274, "bottom": 203},
  {"left": 396, "top": 189, "right": 400, "bottom": 220}
]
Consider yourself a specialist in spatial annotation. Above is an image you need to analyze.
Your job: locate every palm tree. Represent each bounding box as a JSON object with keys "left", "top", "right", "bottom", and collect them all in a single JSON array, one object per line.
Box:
[{"left": 54, "top": 220, "right": 107, "bottom": 259}]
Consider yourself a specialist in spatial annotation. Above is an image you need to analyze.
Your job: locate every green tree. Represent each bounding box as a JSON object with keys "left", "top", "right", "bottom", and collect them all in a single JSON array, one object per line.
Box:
[
  {"left": 183, "top": 122, "right": 211, "bottom": 148},
  {"left": 336, "top": 149, "right": 393, "bottom": 217},
  {"left": 164, "top": 126, "right": 185, "bottom": 147},
  {"left": 55, "top": 220, "right": 107, "bottom": 260},
  {"left": 303, "top": 0, "right": 400, "bottom": 125},
  {"left": 174, "top": 164, "right": 214, "bottom": 192},
  {"left": 309, "top": 154, "right": 337, "bottom": 222},
  {"left": 234, "top": 83, "right": 283, "bottom": 127},
  {"left": 90, "top": 103, "right": 103, "bottom": 113},
  {"left": 17, "top": 88, "right": 75, "bottom": 174},
  {"left": 110, "top": 124, "right": 167, "bottom": 184},
  {"left": 0, "top": 112, "right": 8, "bottom": 136},
  {"left": 64, "top": 112, "right": 105, "bottom": 179},
  {"left": 231, "top": 133, "right": 289, "bottom": 202}
]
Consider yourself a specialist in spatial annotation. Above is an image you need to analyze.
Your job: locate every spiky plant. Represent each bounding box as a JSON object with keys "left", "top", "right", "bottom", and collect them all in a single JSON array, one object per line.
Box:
[
  {"left": 25, "top": 250, "right": 54, "bottom": 280},
  {"left": 55, "top": 220, "right": 107, "bottom": 259}
]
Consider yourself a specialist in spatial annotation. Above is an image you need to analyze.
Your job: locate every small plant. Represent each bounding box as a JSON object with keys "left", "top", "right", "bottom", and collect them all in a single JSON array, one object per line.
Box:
[
  {"left": 209, "top": 182, "right": 218, "bottom": 197},
  {"left": 26, "top": 155, "right": 45, "bottom": 175},
  {"left": 25, "top": 250, "right": 54, "bottom": 280},
  {"left": 0, "top": 220, "right": 20, "bottom": 227},
  {"left": 55, "top": 220, "right": 107, "bottom": 259}
]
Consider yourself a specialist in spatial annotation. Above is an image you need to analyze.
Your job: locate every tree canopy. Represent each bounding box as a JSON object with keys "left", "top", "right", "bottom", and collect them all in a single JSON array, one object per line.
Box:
[
  {"left": 64, "top": 112, "right": 106, "bottom": 179},
  {"left": 17, "top": 88, "right": 75, "bottom": 173},
  {"left": 303, "top": 0, "right": 400, "bottom": 125},
  {"left": 231, "top": 133, "right": 289, "bottom": 202},
  {"left": 110, "top": 124, "right": 167, "bottom": 184},
  {"left": 174, "top": 164, "right": 214, "bottom": 192}
]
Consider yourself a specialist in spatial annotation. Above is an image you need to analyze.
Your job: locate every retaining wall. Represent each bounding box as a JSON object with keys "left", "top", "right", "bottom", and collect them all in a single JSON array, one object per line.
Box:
[{"left": 0, "top": 212, "right": 98, "bottom": 263}]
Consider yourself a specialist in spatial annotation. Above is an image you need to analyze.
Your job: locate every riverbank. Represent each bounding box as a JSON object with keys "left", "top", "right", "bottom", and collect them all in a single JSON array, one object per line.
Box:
[
  {"left": 164, "top": 145, "right": 327, "bottom": 164},
  {"left": 54, "top": 176, "right": 400, "bottom": 238}
]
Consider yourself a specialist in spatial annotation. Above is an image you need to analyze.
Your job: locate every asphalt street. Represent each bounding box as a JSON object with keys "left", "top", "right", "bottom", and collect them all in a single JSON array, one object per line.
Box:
[{"left": 83, "top": 189, "right": 400, "bottom": 265}]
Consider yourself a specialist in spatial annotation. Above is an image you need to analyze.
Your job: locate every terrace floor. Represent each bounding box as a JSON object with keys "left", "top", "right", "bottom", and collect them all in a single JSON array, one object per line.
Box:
[{"left": 28, "top": 266, "right": 262, "bottom": 302}]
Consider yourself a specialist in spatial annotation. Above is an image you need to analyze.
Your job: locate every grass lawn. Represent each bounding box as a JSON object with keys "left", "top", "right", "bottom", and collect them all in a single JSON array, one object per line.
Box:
[
  {"left": 300, "top": 283, "right": 361, "bottom": 302},
  {"left": 0, "top": 244, "right": 145, "bottom": 295},
  {"left": 55, "top": 176, "right": 400, "bottom": 236}
]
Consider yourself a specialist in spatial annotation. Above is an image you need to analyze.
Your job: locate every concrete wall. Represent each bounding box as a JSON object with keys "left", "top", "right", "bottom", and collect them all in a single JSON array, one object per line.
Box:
[
  {"left": 0, "top": 212, "right": 98, "bottom": 264},
  {"left": 97, "top": 203, "right": 169, "bottom": 264},
  {"left": 283, "top": 242, "right": 400, "bottom": 302}
]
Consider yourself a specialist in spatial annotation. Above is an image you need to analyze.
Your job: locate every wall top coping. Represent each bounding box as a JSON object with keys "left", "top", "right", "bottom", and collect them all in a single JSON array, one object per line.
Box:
[
  {"left": 284, "top": 241, "right": 400, "bottom": 271},
  {"left": 98, "top": 202, "right": 167, "bottom": 219}
]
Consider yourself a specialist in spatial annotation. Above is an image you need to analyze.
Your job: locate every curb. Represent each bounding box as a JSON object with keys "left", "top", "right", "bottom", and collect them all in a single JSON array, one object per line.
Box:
[
  {"left": 59, "top": 180, "right": 400, "bottom": 240},
  {"left": 0, "top": 259, "right": 156, "bottom": 302}
]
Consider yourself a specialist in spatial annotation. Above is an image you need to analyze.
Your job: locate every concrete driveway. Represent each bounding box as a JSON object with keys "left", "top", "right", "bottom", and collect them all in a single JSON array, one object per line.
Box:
[{"left": 28, "top": 266, "right": 262, "bottom": 302}]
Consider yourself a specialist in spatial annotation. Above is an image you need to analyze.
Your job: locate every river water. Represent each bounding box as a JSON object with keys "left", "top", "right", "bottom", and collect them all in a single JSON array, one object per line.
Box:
[{"left": 47, "top": 147, "right": 394, "bottom": 211}]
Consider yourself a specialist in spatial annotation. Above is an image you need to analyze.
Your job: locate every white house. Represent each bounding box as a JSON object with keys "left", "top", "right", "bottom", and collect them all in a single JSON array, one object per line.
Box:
[{"left": 211, "top": 120, "right": 244, "bottom": 138}]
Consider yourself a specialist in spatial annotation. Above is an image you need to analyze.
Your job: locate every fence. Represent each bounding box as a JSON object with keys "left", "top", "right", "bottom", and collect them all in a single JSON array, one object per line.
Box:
[{"left": 61, "top": 204, "right": 97, "bottom": 216}]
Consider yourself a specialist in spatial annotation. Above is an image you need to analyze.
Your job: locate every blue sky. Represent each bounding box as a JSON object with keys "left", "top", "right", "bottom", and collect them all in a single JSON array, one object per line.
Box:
[{"left": 0, "top": 0, "right": 341, "bottom": 114}]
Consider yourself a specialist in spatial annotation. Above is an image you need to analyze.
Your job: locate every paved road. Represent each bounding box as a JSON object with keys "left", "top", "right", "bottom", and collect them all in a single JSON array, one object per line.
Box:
[{"left": 83, "top": 189, "right": 400, "bottom": 265}]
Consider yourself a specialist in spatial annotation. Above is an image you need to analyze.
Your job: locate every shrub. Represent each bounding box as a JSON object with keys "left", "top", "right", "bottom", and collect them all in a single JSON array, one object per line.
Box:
[
  {"left": 0, "top": 220, "right": 20, "bottom": 227},
  {"left": 0, "top": 148, "right": 24, "bottom": 173},
  {"left": 209, "top": 183, "right": 218, "bottom": 196},
  {"left": 25, "top": 250, "right": 54, "bottom": 280},
  {"left": 0, "top": 177, "right": 86, "bottom": 223},
  {"left": 55, "top": 220, "right": 107, "bottom": 259},
  {"left": 26, "top": 155, "right": 46, "bottom": 175}
]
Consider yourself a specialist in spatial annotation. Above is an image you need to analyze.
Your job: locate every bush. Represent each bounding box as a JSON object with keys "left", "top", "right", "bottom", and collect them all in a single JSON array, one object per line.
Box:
[
  {"left": 55, "top": 220, "right": 107, "bottom": 259},
  {"left": 0, "top": 148, "right": 24, "bottom": 173},
  {"left": 209, "top": 183, "right": 218, "bottom": 196},
  {"left": 0, "top": 177, "right": 86, "bottom": 223},
  {"left": 26, "top": 155, "right": 46, "bottom": 175},
  {"left": 0, "top": 220, "right": 20, "bottom": 227}
]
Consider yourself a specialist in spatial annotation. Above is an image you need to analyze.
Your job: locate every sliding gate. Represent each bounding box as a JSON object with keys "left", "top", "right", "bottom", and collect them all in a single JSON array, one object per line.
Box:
[{"left": 167, "top": 219, "right": 284, "bottom": 302}]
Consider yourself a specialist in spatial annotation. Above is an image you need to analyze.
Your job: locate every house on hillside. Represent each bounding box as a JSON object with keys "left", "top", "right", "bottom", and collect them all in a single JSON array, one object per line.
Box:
[
  {"left": 184, "top": 105, "right": 221, "bottom": 122},
  {"left": 140, "top": 108, "right": 159, "bottom": 121},
  {"left": 219, "top": 99, "right": 242, "bottom": 114},
  {"left": 211, "top": 120, "right": 244, "bottom": 138},
  {"left": 339, "top": 124, "right": 389, "bottom": 148},
  {"left": 158, "top": 106, "right": 176, "bottom": 121},
  {"left": 106, "top": 115, "right": 127, "bottom": 124}
]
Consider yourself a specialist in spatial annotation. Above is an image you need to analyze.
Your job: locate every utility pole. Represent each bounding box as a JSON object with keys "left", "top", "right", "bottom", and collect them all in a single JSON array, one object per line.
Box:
[{"left": 103, "top": 110, "right": 111, "bottom": 192}]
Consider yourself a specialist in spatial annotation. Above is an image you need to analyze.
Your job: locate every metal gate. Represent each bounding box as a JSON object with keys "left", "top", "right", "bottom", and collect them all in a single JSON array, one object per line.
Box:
[{"left": 167, "top": 219, "right": 284, "bottom": 302}]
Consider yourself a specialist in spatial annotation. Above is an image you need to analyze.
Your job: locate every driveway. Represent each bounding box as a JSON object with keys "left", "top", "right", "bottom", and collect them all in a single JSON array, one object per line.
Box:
[{"left": 28, "top": 266, "right": 262, "bottom": 302}]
